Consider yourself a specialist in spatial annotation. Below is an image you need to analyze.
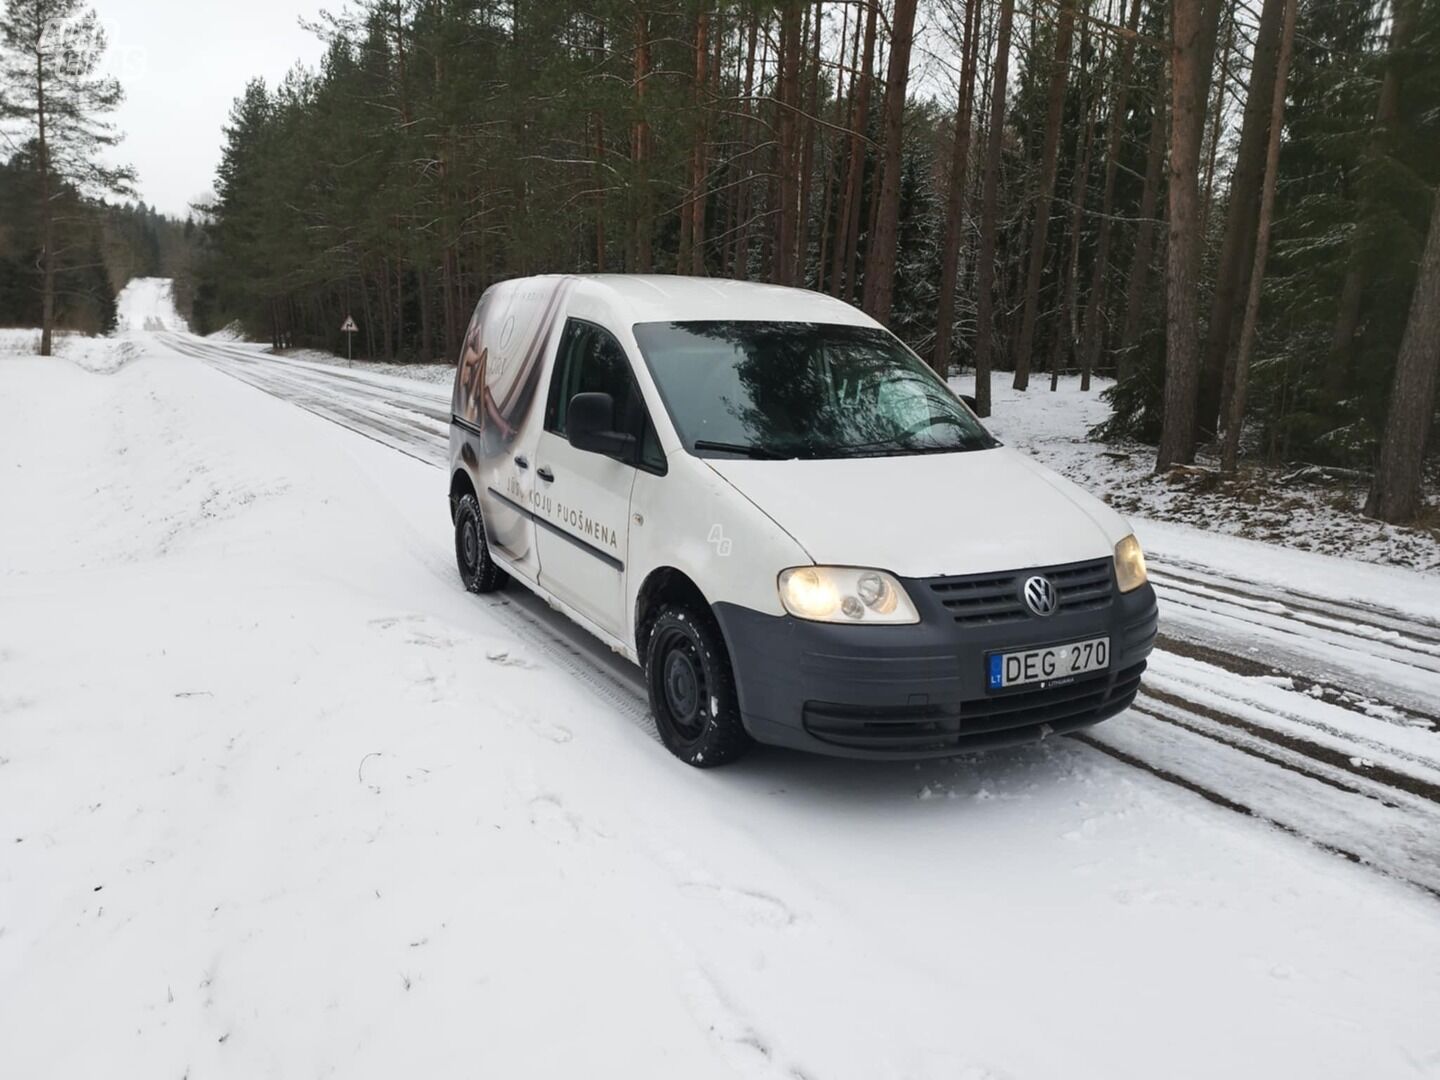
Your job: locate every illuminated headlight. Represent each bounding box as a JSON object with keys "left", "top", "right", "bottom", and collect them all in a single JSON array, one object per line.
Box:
[
  {"left": 778, "top": 567, "right": 920, "bottom": 624},
  {"left": 1114, "top": 534, "right": 1149, "bottom": 593}
]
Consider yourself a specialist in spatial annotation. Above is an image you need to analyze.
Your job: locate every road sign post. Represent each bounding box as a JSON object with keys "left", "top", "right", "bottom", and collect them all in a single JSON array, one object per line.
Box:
[{"left": 341, "top": 316, "right": 359, "bottom": 365}]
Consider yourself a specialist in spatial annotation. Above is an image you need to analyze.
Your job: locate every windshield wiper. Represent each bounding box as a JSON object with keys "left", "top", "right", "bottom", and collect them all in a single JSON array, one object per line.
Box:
[
  {"left": 828, "top": 436, "right": 978, "bottom": 458},
  {"left": 692, "top": 439, "right": 790, "bottom": 460}
]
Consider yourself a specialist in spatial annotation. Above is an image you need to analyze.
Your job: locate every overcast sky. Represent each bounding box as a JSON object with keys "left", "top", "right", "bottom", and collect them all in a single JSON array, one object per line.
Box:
[{"left": 94, "top": 0, "right": 331, "bottom": 217}]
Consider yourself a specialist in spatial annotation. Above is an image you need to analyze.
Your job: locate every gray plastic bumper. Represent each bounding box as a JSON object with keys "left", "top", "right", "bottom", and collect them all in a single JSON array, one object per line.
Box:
[{"left": 712, "top": 574, "right": 1157, "bottom": 760}]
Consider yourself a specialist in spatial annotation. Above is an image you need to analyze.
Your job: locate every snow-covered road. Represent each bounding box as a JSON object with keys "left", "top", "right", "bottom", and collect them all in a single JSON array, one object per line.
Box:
[
  {"left": 160, "top": 330, "right": 1440, "bottom": 896},
  {"left": 3, "top": 308, "right": 1439, "bottom": 1078}
]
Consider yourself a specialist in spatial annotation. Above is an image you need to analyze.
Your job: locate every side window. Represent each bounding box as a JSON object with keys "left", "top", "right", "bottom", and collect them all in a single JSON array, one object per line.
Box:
[{"left": 546, "top": 319, "right": 667, "bottom": 473}]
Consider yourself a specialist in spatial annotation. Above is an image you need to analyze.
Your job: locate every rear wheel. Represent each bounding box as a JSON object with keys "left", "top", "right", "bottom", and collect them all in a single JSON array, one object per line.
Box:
[
  {"left": 454, "top": 493, "right": 508, "bottom": 594},
  {"left": 645, "top": 603, "right": 751, "bottom": 767}
]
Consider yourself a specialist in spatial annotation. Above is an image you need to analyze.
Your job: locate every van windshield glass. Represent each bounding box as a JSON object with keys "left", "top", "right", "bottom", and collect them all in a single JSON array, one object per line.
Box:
[{"left": 632, "top": 321, "right": 997, "bottom": 460}]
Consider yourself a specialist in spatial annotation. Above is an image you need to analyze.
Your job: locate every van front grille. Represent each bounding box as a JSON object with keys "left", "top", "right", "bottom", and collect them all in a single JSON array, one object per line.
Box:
[{"left": 927, "top": 557, "right": 1115, "bottom": 625}]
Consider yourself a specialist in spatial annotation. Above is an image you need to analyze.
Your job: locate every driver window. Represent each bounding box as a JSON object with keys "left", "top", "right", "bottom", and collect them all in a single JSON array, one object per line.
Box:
[{"left": 545, "top": 318, "right": 666, "bottom": 472}]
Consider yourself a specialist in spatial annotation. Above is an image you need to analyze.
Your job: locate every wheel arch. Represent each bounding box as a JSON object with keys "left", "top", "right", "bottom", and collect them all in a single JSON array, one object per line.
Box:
[
  {"left": 634, "top": 566, "right": 713, "bottom": 658},
  {"left": 449, "top": 467, "right": 477, "bottom": 522}
]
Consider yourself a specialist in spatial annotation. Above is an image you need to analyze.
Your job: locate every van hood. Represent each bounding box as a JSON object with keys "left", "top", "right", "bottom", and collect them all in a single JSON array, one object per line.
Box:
[{"left": 705, "top": 447, "right": 1128, "bottom": 579}]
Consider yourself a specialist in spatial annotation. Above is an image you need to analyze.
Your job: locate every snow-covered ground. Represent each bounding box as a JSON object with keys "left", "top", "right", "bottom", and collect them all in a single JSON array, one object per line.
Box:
[
  {"left": 115, "top": 276, "right": 189, "bottom": 334},
  {"left": 966, "top": 375, "right": 1440, "bottom": 573},
  {"left": 280, "top": 346, "right": 456, "bottom": 387},
  {"left": 202, "top": 323, "right": 456, "bottom": 387},
  {"left": 3, "top": 284, "right": 1440, "bottom": 1078}
]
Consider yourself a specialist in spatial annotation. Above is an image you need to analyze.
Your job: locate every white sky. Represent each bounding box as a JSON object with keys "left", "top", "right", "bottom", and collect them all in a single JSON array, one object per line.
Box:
[{"left": 93, "top": 0, "right": 331, "bottom": 217}]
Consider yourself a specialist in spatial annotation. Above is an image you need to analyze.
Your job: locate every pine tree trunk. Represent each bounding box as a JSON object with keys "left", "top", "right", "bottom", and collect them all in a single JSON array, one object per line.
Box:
[
  {"left": 796, "top": 0, "right": 823, "bottom": 285},
  {"left": 1056, "top": 58, "right": 1099, "bottom": 390},
  {"left": 1365, "top": 187, "right": 1440, "bottom": 523},
  {"left": 818, "top": 0, "right": 856, "bottom": 294},
  {"left": 1326, "top": 0, "right": 1420, "bottom": 398},
  {"left": 593, "top": 112, "right": 607, "bottom": 271},
  {"left": 633, "top": 10, "right": 654, "bottom": 273},
  {"left": 1116, "top": 61, "right": 1169, "bottom": 377},
  {"left": 835, "top": 0, "right": 879, "bottom": 301},
  {"left": 687, "top": 11, "right": 710, "bottom": 276},
  {"left": 418, "top": 265, "right": 434, "bottom": 361},
  {"left": 774, "top": 0, "right": 804, "bottom": 286},
  {"left": 1011, "top": 0, "right": 1078, "bottom": 391},
  {"left": 932, "top": 0, "right": 981, "bottom": 375},
  {"left": 1155, "top": 0, "right": 1224, "bottom": 471},
  {"left": 973, "top": 0, "right": 1019, "bottom": 417},
  {"left": 861, "top": 0, "right": 920, "bottom": 321},
  {"left": 732, "top": 17, "right": 761, "bottom": 278},
  {"left": 1197, "top": 0, "right": 1287, "bottom": 436},
  {"left": 1077, "top": 0, "right": 1144, "bottom": 383},
  {"left": 1198, "top": 0, "right": 1235, "bottom": 240},
  {"left": 1221, "top": 0, "right": 1297, "bottom": 474},
  {"left": 35, "top": 46, "right": 54, "bottom": 357}
]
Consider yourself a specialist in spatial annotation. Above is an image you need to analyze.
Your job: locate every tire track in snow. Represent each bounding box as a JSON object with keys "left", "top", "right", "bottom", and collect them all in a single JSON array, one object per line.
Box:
[{"left": 166, "top": 329, "right": 1440, "bottom": 899}]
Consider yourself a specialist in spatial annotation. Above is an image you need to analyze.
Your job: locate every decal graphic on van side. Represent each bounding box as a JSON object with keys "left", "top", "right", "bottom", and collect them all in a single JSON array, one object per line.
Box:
[{"left": 453, "top": 276, "right": 577, "bottom": 459}]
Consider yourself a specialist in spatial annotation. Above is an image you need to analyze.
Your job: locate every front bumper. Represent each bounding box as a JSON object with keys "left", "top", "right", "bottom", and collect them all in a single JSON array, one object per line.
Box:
[{"left": 712, "top": 571, "right": 1158, "bottom": 760}]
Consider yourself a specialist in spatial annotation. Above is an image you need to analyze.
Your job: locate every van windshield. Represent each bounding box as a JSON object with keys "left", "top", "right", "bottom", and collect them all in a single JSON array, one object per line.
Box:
[{"left": 631, "top": 321, "right": 997, "bottom": 460}]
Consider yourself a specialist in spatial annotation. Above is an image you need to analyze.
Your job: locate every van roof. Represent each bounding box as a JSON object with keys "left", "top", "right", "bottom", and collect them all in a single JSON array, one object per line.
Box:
[{"left": 556, "top": 274, "right": 881, "bottom": 328}]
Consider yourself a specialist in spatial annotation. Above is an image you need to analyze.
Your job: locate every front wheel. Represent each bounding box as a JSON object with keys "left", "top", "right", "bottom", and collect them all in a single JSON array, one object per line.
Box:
[
  {"left": 644, "top": 603, "right": 752, "bottom": 767},
  {"left": 454, "top": 493, "right": 508, "bottom": 594}
]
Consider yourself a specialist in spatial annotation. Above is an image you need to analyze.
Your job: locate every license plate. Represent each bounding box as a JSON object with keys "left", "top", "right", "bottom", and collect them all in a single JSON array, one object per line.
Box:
[{"left": 987, "top": 636, "right": 1110, "bottom": 691}]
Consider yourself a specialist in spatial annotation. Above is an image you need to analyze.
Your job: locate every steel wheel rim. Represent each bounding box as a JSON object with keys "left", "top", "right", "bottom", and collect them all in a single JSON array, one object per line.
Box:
[
  {"left": 460, "top": 517, "right": 479, "bottom": 572},
  {"left": 657, "top": 630, "right": 706, "bottom": 739}
]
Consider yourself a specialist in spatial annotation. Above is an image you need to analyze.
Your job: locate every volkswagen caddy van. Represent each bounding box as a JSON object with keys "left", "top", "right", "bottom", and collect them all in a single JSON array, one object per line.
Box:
[{"left": 448, "top": 275, "right": 1157, "bottom": 766}]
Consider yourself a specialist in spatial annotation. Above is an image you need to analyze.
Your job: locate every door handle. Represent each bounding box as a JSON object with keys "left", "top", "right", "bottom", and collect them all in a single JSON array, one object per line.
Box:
[
  {"left": 536, "top": 466, "right": 555, "bottom": 483},
  {"left": 514, "top": 455, "right": 529, "bottom": 470}
]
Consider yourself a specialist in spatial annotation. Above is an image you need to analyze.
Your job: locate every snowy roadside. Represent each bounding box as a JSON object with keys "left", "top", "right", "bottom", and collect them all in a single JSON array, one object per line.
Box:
[
  {"left": 206, "top": 330, "right": 457, "bottom": 387},
  {"left": 0, "top": 328, "right": 139, "bottom": 375},
  {"left": 961, "top": 374, "right": 1440, "bottom": 573},
  {"left": 277, "top": 346, "right": 456, "bottom": 387},
  {"left": 4, "top": 328, "right": 1440, "bottom": 1077}
]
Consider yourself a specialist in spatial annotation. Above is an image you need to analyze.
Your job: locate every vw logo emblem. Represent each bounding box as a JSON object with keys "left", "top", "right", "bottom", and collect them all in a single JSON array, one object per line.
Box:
[{"left": 1022, "top": 575, "right": 1058, "bottom": 617}]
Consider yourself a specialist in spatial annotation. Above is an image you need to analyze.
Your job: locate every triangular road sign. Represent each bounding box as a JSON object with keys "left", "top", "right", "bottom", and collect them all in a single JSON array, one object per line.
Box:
[{"left": 341, "top": 316, "right": 359, "bottom": 333}]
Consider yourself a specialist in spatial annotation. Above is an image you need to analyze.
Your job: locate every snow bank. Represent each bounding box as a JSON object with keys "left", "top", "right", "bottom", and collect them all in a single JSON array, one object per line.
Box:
[
  {"left": 0, "top": 328, "right": 133, "bottom": 373},
  {"left": 963, "top": 374, "right": 1440, "bottom": 574}
]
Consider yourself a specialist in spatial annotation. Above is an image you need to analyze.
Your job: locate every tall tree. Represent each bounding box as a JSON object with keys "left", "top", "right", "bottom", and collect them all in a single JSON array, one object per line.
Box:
[
  {"left": 932, "top": 0, "right": 982, "bottom": 375},
  {"left": 1196, "top": 0, "right": 1287, "bottom": 436},
  {"left": 1077, "top": 0, "right": 1145, "bottom": 385},
  {"left": 1116, "top": 57, "right": 1169, "bottom": 376},
  {"left": 1155, "top": 0, "right": 1224, "bottom": 470},
  {"left": 1221, "top": 0, "right": 1297, "bottom": 473},
  {"left": 631, "top": 6, "right": 654, "bottom": 273},
  {"left": 1365, "top": 188, "right": 1440, "bottom": 523},
  {"left": 1011, "top": 0, "right": 1078, "bottom": 391},
  {"left": 773, "top": 0, "right": 804, "bottom": 285},
  {"left": 833, "top": 0, "right": 879, "bottom": 301},
  {"left": 1, "top": 0, "right": 132, "bottom": 355},
  {"left": 861, "top": 0, "right": 919, "bottom": 320},
  {"left": 1325, "top": 0, "right": 1422, "bottom": 398},
  {"left": 972, "top": 0, "right": 1018, "bottom": 417}
]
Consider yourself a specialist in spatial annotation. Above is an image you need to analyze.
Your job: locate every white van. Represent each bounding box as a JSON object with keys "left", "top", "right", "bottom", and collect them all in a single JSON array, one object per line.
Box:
[{"left": 448, "top": 275, "right": 1157, "bottom": 766}]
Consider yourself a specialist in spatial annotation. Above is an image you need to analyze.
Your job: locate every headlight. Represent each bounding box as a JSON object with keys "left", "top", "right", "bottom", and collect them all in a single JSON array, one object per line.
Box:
[
  {"left": 1114, "top": 534, "right": 1149, "bottom": 593},
  {"left": 778, "top": 567, "right": 920, "bottom": 624}
]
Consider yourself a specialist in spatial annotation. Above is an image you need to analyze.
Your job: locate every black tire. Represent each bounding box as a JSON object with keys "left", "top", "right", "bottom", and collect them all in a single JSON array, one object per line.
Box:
[
  {"left": 644, "top": 602, "right": 752, "bottom": 767},
  {"left": 454, "top": 493, "right": 509, "bottom": 594}
]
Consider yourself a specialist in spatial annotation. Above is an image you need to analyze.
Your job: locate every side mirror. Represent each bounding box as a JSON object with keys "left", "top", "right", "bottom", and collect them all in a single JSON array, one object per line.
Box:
[
  {"left": 567, "top": 392, "right": 637, "bottom": 461},
  {"left": 959, "top": 394, "right": 979, "bottom": 413}
]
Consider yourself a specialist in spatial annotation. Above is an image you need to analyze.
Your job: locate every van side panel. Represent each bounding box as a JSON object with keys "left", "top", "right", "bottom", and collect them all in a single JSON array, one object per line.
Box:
[
  {"left": 450, "top": 276, "right": 577, "bottom": 582},
  {"left": 455, "top": 277, "right": 575, "bottom": 451}
]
